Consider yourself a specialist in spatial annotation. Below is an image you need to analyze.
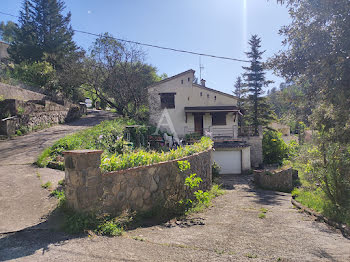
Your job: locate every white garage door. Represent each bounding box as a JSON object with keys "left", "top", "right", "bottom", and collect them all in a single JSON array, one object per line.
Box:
[{"left": 213, "top": 150, "right": 241, "bottom": 174}]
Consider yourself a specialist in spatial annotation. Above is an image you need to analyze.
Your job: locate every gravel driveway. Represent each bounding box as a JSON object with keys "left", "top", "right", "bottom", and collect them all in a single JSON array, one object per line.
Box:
[
  {"left": 0, "top": 110, "right": 116, "bottom": 233},
  {"left": 1, "top": 172, "right": 349, "bottom": 261}
]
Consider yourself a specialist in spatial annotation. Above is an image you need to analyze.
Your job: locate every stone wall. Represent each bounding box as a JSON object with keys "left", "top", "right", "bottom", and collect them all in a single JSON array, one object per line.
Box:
[
  {"left": 253, "top": 168, "right": 293, "bottom": 192},
  {"left": 241, "top": 136, "right": 263, "bottom": 168},
  {"left": 0, "top": 99, "right": 86, "bottom": 136},
  {"left": 0, "top": 82, "right": 47, "bottom": 101},
  {"left": 64, "top": 149, "right": 213, "bottom": 215}
]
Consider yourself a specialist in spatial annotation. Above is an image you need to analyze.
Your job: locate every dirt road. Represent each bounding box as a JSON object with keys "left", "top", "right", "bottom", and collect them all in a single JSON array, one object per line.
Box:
[
  {"left": 0, "top": 110, "right": 116, "bottom": 233},
  {"left": 1, "top": 174, "right": 349, "bottom": 261}
]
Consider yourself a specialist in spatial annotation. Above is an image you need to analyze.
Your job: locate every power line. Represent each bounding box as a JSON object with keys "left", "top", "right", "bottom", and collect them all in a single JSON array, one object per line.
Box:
[
  {"left": 0, "top": 11, "right": 18, "bottom": 18},
  {"left": 0, "top": 10, "right": 249, "bottom": 63}
]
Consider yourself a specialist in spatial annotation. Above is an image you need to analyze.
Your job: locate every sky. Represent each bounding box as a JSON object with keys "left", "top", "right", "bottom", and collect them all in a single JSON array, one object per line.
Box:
[{"left": 0, "top": 0, "right": 291, "bottom": 95}]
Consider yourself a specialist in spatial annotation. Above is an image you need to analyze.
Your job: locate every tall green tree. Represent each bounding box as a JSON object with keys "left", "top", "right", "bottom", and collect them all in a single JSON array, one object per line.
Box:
[
  {"left": 242, "top": 35, "right": 274, "bottom": 134},
  {"left": 0, "top": 21, "right": 18, "bottom": 43},
  {"left": 271, "top": 0, "right": 350, "bottom": 142},
  {"left": 233, "top": 76, "right": 245, "bottom": 110},
  {"left": 9, "top": 0, "right": 77, "bottom": 67},
  {"left": 84, "top": 33, "right": 159, "bottom": 120},
  {"left": 271, "top": 0, "right": 350, "bottom": 221}
]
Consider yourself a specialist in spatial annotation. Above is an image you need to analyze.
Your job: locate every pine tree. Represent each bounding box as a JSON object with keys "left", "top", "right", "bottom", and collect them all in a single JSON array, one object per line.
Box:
[
  {"left": 233, "top": 76, "right": 245, "bottom": 110},
  {"left": 242, "top": 35, "right": 274, "bottom": 134},
  {"left": 8, "top": 0, "right": 39, "bottom": 63},
  {"left": 9, "top": 0, "right": 77, "bottom": 68}
]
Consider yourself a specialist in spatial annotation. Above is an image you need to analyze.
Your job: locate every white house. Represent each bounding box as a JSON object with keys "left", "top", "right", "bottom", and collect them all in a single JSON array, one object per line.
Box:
[{"left": 148, "top": 69, "right": 263, "bottom": 175}]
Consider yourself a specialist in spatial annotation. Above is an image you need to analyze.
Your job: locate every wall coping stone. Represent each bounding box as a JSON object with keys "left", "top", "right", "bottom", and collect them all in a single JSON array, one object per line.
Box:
[
  {"left": 63, "top": 150, "right": 104, "bottom": 155},
  {"left": 103, "top": 148, "right": 213, "bottom": 177}
]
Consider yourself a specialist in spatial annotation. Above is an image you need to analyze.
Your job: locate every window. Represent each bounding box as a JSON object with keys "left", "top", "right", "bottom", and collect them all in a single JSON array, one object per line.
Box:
[
  {"left": 214, "top": 96, "right": 217, "bottom": 101},
  {"left": 212, "top": 112, "right": 227, "bottom": 126},
  {"left": 200, "top": 92, "right": 202, "bottom": 96},
  {"left": 207, "top": 94, "right": 210, "bottom": 98},
  {"left": 181, "top": 79, "right": 184, "bottom": 84},
  {"left": 160, "top": 93, "right": 175, "bottom": 109},
  {"left": 188, "top": 77, "right": 190, "bottom": 82}
]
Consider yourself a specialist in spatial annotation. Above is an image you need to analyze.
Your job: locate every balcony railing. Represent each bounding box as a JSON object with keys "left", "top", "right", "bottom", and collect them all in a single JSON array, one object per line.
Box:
[{"left": 184, "top": 125, "right": 261, "bottom": 139}]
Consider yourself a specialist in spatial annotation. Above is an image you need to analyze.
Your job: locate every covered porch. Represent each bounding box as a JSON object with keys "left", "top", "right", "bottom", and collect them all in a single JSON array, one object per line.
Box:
[{"left": 184, "top": 106, "right": 242, "bottom": 139}]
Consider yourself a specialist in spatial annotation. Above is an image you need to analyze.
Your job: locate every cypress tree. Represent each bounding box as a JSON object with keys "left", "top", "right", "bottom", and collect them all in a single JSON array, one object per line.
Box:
[
  {"left": 242, "top": 35, "right": 274, "bottom": 134},
  {"left": 9, "top": 0, "right": 77, "bottom": 68}
]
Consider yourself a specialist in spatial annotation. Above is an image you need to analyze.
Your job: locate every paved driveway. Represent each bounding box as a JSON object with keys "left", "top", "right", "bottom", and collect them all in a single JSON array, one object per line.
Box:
[
  {"left": 0, "top": 110, "right": 116, "bottom": 233},
  {"left": 1, "top": 174, "right": 349, "bottom": 261}
]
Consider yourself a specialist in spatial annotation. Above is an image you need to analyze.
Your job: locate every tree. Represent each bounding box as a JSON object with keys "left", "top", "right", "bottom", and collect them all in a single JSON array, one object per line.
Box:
[
  {"left": 271, "top": 0, "right": 350, "bottom": 222},
  {"left": 8, "top": 0, "right": 77, "bottom": 67},
  {"left": 270, "top": 0, "right": 350, "bottom": 142},
  {"left": 0, "top": 21, "right": 17, "bottom": 42},
  {"left": 233, "top": 76, "right": 246, "bottom": 110},
  {"left": 84, "top": 33, "right": 159, "bottom": 120},
  {"left": 242, "top": 35, "right": 274, "bottom": 134}
]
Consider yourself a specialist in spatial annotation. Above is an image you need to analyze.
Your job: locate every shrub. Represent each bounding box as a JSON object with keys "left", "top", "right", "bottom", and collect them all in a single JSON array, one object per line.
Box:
[
  {"left": 101, "top": 137, "right": 213, "bottom": 172},
  {"left": 11, "top": 61, "right": 57, "bottom": 90},
  {"left": 36, "top": 118, "right": 142, "bottom": 167},
  {"left": 263, "top": 130, "right": 288, "bottom": 165},
  {"left": 177, "top": 160, "right": 224, "bottom": 214},
  {"left": 212, "top": 161, "right": 221, "bottom": 180}
]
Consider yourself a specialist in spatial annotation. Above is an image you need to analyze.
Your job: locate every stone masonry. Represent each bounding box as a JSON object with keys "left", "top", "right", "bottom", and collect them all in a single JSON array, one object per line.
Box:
[
  {"left": 0, "top": 99, "right": 85, "bottom": 136},
  {"left": 63, "top": 149, "right": 213, "bottom": 215},
  {"left": 253, "top": 167, "right": 293, "bottom": 192}
]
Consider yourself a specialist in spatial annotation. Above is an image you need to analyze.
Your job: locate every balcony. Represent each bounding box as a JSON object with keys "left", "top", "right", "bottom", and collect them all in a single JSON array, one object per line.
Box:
[{"left": 184, "top": 126, "right": 261, "bottom": 141}]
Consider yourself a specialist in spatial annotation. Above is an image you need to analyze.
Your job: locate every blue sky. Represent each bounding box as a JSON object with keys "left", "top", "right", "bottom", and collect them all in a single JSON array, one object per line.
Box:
[{"left": 1, "top": 0, "right": 290, "bottom": 95}]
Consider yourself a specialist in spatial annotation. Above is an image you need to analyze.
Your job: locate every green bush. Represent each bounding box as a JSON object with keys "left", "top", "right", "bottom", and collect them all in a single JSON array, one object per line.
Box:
[
  {"left": 11, "top": 61, "right": 57, "bottom": 89},
  {"left": 36, "top": 118, "right": 141, "bottom": 167},
  {"left": 212, "top": 161, "right": 221, "bottom": 180},
  {"left": 263, "top": 130, "right": 288, "bottom": 165},
  {"left": 101, "top": 137, "right": 213, "bottom": 172}
]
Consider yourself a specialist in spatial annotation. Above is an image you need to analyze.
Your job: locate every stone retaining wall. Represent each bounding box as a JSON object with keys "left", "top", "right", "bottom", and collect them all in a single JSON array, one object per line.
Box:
[
  {"left": 64, "top": 149, "right": 213, "bottom": 215},
  {"left": 0, "top": 99, "right": 86, "bottom": 136},
  {"left": 254, "top": 168, "right": 294, "bottom": 192},
  {"left": 241, "top": 136, "right": 263, "bottom": 168},
  {"left": 0, "top": 82, "right": 46, "bottom": 101}
]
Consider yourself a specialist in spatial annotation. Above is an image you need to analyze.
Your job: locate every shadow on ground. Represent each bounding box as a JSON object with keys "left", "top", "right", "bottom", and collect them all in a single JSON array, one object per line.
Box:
[
  {"left": 0, "top": 218, "right": 79, "bottom": 261},
  {"left": 218, "top": 173, "right": 288, "bottom": 206}
]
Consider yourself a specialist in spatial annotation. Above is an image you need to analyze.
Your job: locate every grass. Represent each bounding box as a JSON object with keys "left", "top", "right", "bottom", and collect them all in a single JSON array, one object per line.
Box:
[
  {"left": 132, "top": 236, "right": 145, "bottom": 241},
  {"left": 260, "top": 208, "right": 268, "bottom": 213},
  {"left": 36, "top": 118, "right": 139, "bottom": 168},
  {"left": 41, "top": 181, "right": 52, "bottom": 189},
  {"left": 292, "top": 187, "right": 325, "bottom": 213},
  {"left": 245, "top": 253, "right": 258, "bottom": 259},
  {"left": 258, "top": 213, "right": 266, "bottom": 219}
]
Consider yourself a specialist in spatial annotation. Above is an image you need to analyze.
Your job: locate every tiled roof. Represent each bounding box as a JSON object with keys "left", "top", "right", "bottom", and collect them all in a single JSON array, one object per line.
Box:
[{"left": 148, "top": 69, "right": 195, "bottom": 88}]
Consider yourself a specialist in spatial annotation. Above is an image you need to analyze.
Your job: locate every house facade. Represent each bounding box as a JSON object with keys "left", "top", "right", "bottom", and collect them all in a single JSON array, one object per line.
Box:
[{"left": 148, "top": 69, "right": 263, "bottom": 174}]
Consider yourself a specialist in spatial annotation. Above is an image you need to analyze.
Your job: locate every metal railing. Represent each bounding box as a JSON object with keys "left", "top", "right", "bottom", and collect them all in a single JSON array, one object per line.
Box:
[{"left": 184, "top": 125, "right": 261, "bottom": 139}]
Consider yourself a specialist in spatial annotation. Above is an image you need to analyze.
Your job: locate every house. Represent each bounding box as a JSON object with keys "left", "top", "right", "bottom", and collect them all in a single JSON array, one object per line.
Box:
[{"left": 148, "top": 69, "right": 263, "bottom": 174}]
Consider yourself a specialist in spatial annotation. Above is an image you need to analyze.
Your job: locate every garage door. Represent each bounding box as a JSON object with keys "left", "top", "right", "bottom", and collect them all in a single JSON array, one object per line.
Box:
[{"left": 213, "top": 150, "right": 241, "bottom": 174}]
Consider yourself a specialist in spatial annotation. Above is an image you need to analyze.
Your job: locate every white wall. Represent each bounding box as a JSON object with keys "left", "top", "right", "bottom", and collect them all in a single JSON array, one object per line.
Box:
[
  {"left": 148, "top": 70, "right": 238, "bottom": 138},
  {"left": 242, "top": 147, "right": 251, "bottom": 171}
]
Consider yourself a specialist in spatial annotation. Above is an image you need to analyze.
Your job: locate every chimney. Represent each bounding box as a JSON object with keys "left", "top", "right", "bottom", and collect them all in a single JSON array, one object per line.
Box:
[{"left": 201, "top": 79, "right": 206, "bottom": 87}]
